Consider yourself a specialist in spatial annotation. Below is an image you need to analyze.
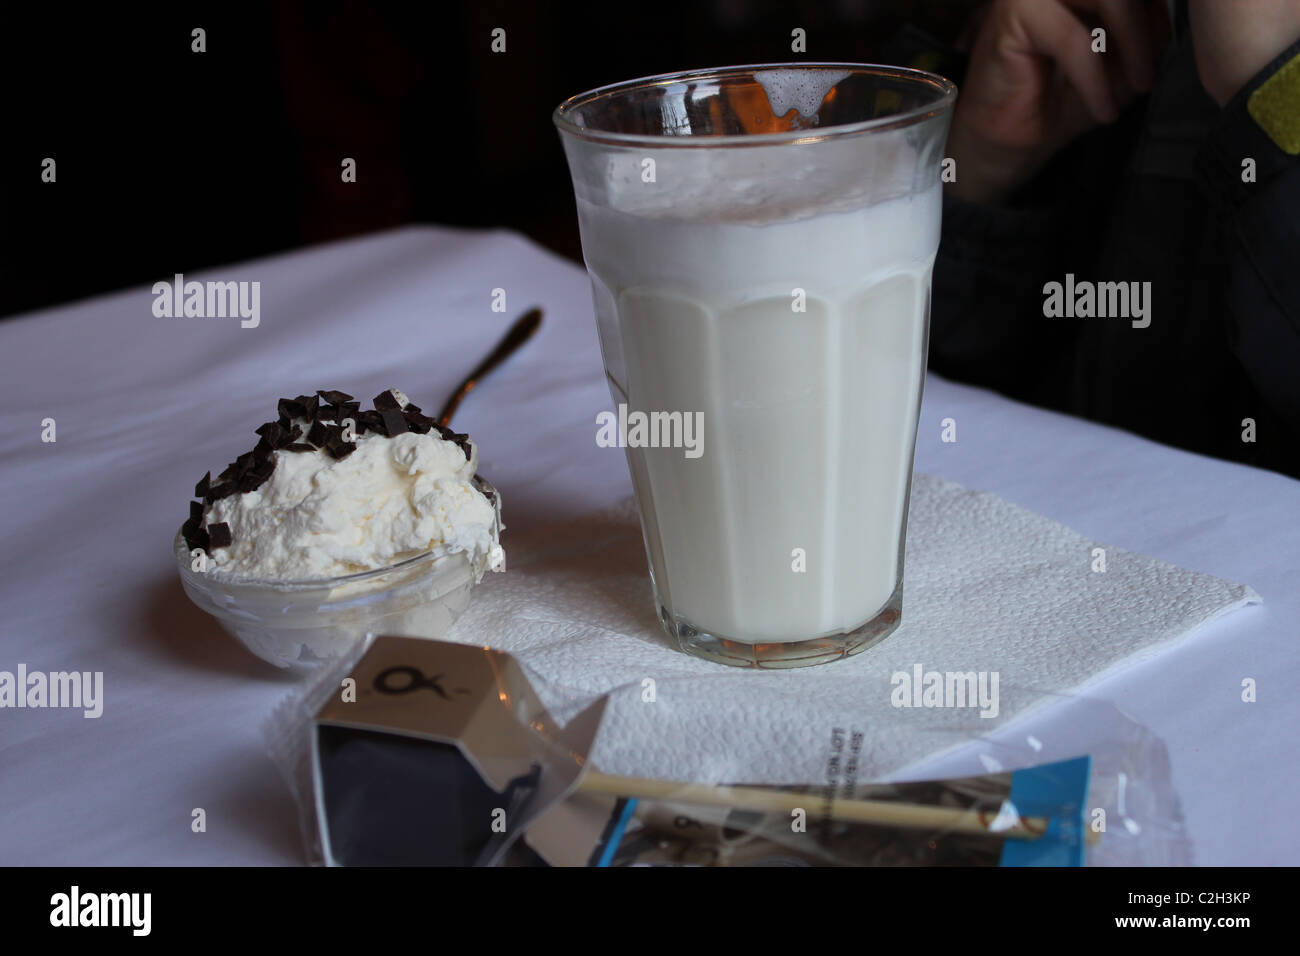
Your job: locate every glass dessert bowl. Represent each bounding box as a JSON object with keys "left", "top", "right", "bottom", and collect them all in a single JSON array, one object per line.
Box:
[{"left": 175, "top": 476, "right": 504, "bottom": 668}]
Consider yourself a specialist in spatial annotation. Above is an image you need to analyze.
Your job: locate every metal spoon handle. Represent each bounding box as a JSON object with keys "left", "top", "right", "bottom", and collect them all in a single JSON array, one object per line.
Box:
[{"left": 436, "top": 307, "right": 543, "bottom": 426}]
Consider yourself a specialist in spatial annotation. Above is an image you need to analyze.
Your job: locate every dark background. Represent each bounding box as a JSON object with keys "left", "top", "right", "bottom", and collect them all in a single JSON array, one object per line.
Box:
[{"left": 0, "top": 0, "right": 976, "bottom": 318}]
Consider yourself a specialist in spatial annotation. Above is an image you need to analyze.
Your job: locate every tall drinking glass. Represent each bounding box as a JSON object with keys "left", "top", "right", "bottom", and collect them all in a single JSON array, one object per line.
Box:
[{"left": 554, "top": 64, "right": 956, "bottom": 668}]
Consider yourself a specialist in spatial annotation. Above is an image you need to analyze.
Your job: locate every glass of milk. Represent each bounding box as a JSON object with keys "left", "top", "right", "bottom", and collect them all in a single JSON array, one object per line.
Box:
[{"left": 554, "top": 64, "right": 956, "bottom": 668}]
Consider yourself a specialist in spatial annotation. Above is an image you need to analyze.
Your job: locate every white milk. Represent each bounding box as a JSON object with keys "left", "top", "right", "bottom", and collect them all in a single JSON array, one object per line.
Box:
[{"left": 577, "top": 186, "right": 940, "bottom": 643}]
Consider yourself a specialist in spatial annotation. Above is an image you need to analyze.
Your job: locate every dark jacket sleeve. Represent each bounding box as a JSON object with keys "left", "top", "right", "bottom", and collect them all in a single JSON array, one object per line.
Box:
[
  {"left": 929, "top": 193, "right": 1079, "bottom": 407},
  {"left": 1194, "top": 38, "right": 1300, "bottom": 445}
]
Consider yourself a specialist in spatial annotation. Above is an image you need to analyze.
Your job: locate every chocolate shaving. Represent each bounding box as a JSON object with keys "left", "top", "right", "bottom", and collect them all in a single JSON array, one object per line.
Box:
[
  {"left": 337, "top": 401, "right": 360, "bottom": 423},
  {"left": 253, "top": 436, "right": 274, "bottom": 461},
  {"left": 379, "top": 407, "right": 408, "bottom": 436},
  {"left": 184, "top": 527, "right": 209, "bottom": 553},
  {"left": 283, "top": 443, "right": 316, "bottom": 453},
  {"left": 277, "top": 397, "right": 306, "bottom": 422},
  {"left": 316, "top": 389, "right": 353, "bottom": 406},
  {"left": 206, "top": 481, "right": 236, "bottom": 502},
  {"left": 237, "top": 472, "right": 265, "bottom": 493},
  {"left": 306, "top": 420, "right": 329, "bottom": 446},
  {"left": 404, "top": 411, "right": 432, "bottom": 434},
  {"left": 194, "top": 472, "right": 210, "bottom": 498},
  {"left": 326, "top": 438, "right": 357, "bottom": 460},
  {"left": 355, "top": 409, "right": 382, "bottom": 434},
  {"left": 270, "top": 424, "right": 301, "bottom": 449},
  {"left": 255, "top": 421, "right": 286, "bottom": 446},
  {"left": 189, "top": 500, "right": 204, "bottom": 522},
  {"left": 207, "top": 522, "right": 232, "bottom": 549},
  {"left": 373, "top": 389, "right": 402, "bottom": 412}
]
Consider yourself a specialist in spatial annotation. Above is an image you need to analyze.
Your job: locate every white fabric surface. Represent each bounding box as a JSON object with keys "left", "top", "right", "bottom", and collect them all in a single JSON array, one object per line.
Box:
[
  {"left": 0, "top": 225, "right": 1295, "bottom": 865},
  {"left": 462, "top": 474, "right": 1258, "bottom": 786}
]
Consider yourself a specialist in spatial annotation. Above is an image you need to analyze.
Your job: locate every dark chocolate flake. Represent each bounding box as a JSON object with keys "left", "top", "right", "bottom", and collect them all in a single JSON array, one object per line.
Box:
[
  {"left": 306, "top": 420, "right": 329, "bottom": 446},
  {"left": 337, "top": 401, "right": 361, "bottom": 423},
  {"left": 373, "top": 389, "right": 401, "bottom": 411},
  {"left": 316, "top": 389, "right": 353, "bottom": 405},
  {"left": 253, "top": 436, "right": 275, "bottom": 461},
  {"left": 326, "top": 440, "right": 357, "bottom": 460},
  {"left": 207, "top": 481, "right": 237, "bottom": 501},
  {"left": 277, "top": 397, "right": 306, "bottom": 421},
  {"left": 194, "top": 472, "right": 211, "bottom": 498},
  {"left": 283, "top": 442, "right": 317, "bottom": 453},
  {"left": 379, "top": 407, "right": 408, "bottom": 436},
  {"left": 255, "top": 420, "right": 285, "bottom": 444},
  {"left": 184, "top": 527, "right": 210, "bottom": 553},
  {"left": 207, "top": 522, "right": 233, "bottom": 549},
  {"left": 297, "top": 393, "right": 320, "bottom": 420},
  {"left": 189, "top": 500, "right": 204, "bottom": 522},
  {"left": 237, "top": 472, "right": 265, "bottom": 493}
]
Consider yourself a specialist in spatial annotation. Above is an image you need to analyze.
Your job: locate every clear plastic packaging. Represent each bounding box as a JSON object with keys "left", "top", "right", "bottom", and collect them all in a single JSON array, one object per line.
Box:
[{"left": 264, "top": 642, "right": 1190, "bottom": 866}]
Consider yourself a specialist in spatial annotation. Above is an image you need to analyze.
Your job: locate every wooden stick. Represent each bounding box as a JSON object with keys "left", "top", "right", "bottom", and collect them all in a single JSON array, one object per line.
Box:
[{"left": 579, "top": 770, "right": 1064, "bottom": 842}]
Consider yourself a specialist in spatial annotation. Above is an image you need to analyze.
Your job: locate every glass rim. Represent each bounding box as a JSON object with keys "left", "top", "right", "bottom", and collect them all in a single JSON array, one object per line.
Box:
[
  {"left": 552, "top": 61, "right": 957, "bottom": 148},
  {"left": 175, "top": 475, "right": 499, "bottom": 590}
]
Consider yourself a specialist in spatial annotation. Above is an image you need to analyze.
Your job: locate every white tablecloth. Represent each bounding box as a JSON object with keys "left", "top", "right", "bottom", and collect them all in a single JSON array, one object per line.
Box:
[{"left": 1, "top": 226, "right": 1295, "bottom": 865}]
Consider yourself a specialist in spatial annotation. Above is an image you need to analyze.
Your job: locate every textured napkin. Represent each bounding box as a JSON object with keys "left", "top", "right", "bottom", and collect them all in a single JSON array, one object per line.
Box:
[{"left": 448, "top": 473, "right": 1260, "bottom": 784}]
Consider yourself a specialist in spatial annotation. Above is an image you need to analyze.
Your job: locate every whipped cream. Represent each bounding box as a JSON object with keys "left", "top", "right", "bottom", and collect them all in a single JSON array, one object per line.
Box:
[{"left": 204, "top": 425, "right": 501, "bottom": 581}]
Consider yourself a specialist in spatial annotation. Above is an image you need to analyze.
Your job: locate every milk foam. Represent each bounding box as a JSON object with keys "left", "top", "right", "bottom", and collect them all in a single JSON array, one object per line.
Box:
[{"left": 754, "top": 67, "right": 850, "bottom": 118}]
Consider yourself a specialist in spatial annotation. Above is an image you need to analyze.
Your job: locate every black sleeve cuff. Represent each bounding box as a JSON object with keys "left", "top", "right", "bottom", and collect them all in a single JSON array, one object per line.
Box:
[{"left": 1196, "top": 36, "right": 1300, "bottom": 205}]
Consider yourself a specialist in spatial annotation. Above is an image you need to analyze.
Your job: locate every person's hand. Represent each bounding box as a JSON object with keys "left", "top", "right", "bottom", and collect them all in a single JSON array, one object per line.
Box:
[
  {"left": 1188, "top": 0, "right": 1300, "bottom": 105},
  {"left": 946, "top": 0, "right": 1169, "bottom": 204}
]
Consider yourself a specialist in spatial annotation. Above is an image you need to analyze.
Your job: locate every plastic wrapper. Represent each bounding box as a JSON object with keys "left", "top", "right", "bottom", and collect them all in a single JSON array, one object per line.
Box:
[{"left": 264, "top": 637, "right": 1191, "bottom": 866}]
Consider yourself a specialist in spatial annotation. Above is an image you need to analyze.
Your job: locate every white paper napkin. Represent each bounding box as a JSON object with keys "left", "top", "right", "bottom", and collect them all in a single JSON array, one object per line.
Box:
[{"left": 447, "top": 473, "right": 1260, "bottom": 784}]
